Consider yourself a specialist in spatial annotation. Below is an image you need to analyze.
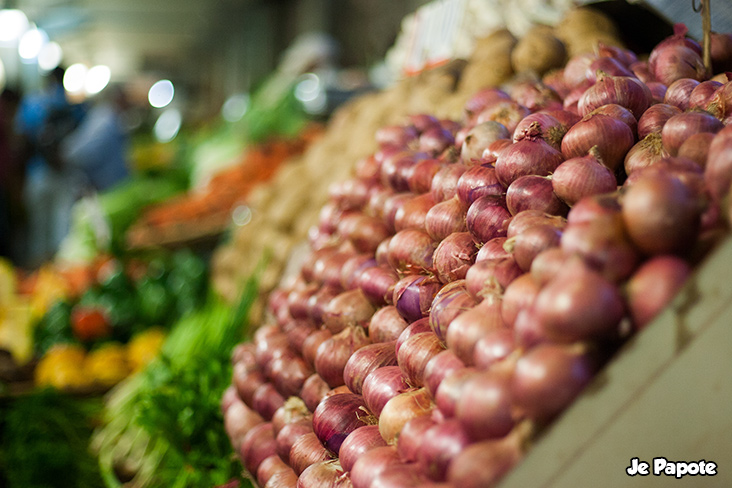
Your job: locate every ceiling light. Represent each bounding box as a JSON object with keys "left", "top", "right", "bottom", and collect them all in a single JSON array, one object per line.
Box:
[
  {"left": 154, "top": 108, "right": 182, "bottom": 142},
  {"left": 63, "top": 63, "right": 88, "bottom": 94},
  {"left": 85, "top": 65, "right": 111, "bottom": 95},
  {"left": 18, "top": 27, "right": 47, "bottom": 61},
  {"left": 148, "top": 79, "right": 174, "bottom": 108},
  {"left": 38, "top": 42, "right": 63, "bottom": 71},
  {"left": 0, "top": 10, "right": 29, "bottom": 44}
]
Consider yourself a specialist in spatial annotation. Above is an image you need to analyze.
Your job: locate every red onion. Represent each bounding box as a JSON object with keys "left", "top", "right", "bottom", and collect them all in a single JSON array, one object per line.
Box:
[
  {"left": 578, "top": 75, "right": 652, "bottom": 119},
  {"left": 510, "top": 223, "right": 563, "bottom": 271},
  {"left": 255, "top": 330, "right": 291, "bottom": 369},
  {"left": 344, "top": 341, "right": 398, "bottom": 395},
  {"left": 663, "top": 78, "right": 700, "bottom": 110},
  {"left": 476, "top": 100, "right": 531, "bottom": 137},
  {"left": 416, "top": 419, "right": 472, "bottom": 481},
  {"left": 434, "top": 367, "right": 478, "bottom": 418},
  {"left": 624, "top": 133, "right": 669, "bottom": 175},
  {"left": 355, "top": 155, "right": 381, "bottom": 183},
  {"left": 289, "top": 432, "right": 332, "bottom": 475},
  {"left": 357, "top": 265, "right": 399, "bottom": 307},
  {"left": 222, "top": 384, "right": 239, "bottom": 415},
  {"left": 407, "top": 158, "right": 444, "bottom": 194},
  {"left": 460, "top": 121, "right": 510, "bottom": 163},
  {"left": 302, "top": 329, "right": 332, "bottom": 369},
  {"left": 689, "top": 80, "right": 723, "bottom": 110},
  {"left": 464, "top": 256, "right": 522, "bottom": 298},
  {"left": 301, "top": 373, "right": 333, "bottom": 413},
  {"left": 428, "top": 281, "right": 477, "bottom": 339},
  {"left": 387, "top": 229, "right": 438, "bottom": 275},
  {"left": 512, "top": 115, "right": 566, "bottom": 150},
  {"left": 315, "top": 326, "right": 371, "bottom": 388},
  {"left": 272, "top": 397, "right": 310, "bottom": 435},
  {"left": 473, "top": 328, "right": 518, "bottom": 370},
  {"left": 369, "top": 306, "right": 410, "bottom": 343},
  {"left": 382, "top": 192, "right": 415, "bottom": 233},
  {"left": 530, "top": 247, "right": 570, "bottom": 286},
  {"left": 339, "top": 214, "right": 391, "bottom": 255},
  {"left": 506, "top": 209, "right": 566, "bottom": 238},
  {"left": 233, "top": 365, "right": 266, "bottom": 409},
  {"left": 378, "top": 388, "right": 434, "bottom": 444},
  {"left": 240, "top": 422, "right": 277, "bottom": 476},
  {"left": 288, "top": 283, "right": 321, "bottom": 320},
  {"left": 394, "top": 193, "right": 435, "bottom": 232},
  {"left": 455, "top": 370, "right": 515, "bottom": 440},
  {"left": 561, "top": 113, "right": 635, "bottom": 172},
  {"left": 423, "top": 349, "right": 466, "bottom": 397},
  {"left": 560, "top": 217, "right": 641, "bottom": 283},
  {"left": 366, "top": 188, "right": 396, "bottom": 222},
  {"left": 661, "top": 111, "right": 724, "bottom": 156},
  {"left": 465, "top": 195, "right": 511, "bottom": 244},
  {"left": 463, "top": 87, "right": 512, "bottom": 122},
  {"left": 397, "top": 414, "right": 438, "bottom": 463},
  {"left": 509, "top": 80, "right": 562, "bottom": 112},
  {"left": 541, "top": 109, "right": 581, "bottom": 128},
  {"left": 551, "top": 148, "right": 618, "bottom": 206},
  {"left": 425, "top": 196, "right": 469, "bottom": 241},
  {"left": 265, "top": 465, "right": 298, "bottom": 488},
  {"left": 398, "top": 332, "right": 446, "bottom": 387},
  {"left": 621, "top": 172, "right": 702, "bottom": 255},
  {"left": 445, "top": 295, "right": 506, "bottom": 365},
  {"left": 711, "top": 32, "right": 732, "bottom": 72},
  {"left": 420, "top": 126, "right": 455, "bottom": 156},
  {"left": 677, "top": 132, "right": 715, "bottom": 167},
  {"left": 588, "top": 103, "right": 638, "bottom": 136},
  {"left": 433, "top": 232, "right": 478, "bottom": 283},
  {"left": 330, "top": 178, "right": 378, "bottom": 211},
  {"left": 652, "top": 44, "right": 706, "bottom": 86},
  {"left": 485, "top": 139, "right": 513, "bottom": 159},
  {"left": 542, "top": 69, "right": 570, "bottom": 98},
  {"left": 231, "top": 341, "right": 257, "bottom": 368},
  {"left": 431, "top": 163, "right": 469, "bottom": 202},
  {"left": 626, "top": 255, "right": 692, "bottom": 329},
  {"left": 533, "top": 259, "right": 625, "bottom": 343},
  {"left": 395, "top": 319, "right": 432, "bottom": 356},
  {"left": 456, "top": 165, "right": 503, "bottom": 208},
  {"left": 563, "top": 53, "right": 597, "bottom": 88},
  {"left": 647, "top": 81, "right": 668, "bottom": 103},
  {"left": 513, "top": 306, "right": 550, "bottom": 349},
  {"left": 224, "top": 399, "right": 265, "bottom": 450},
  {"left": 506, "top": 174, "right": 568, "bottom": 216},
  {"left": 566, "top": 193, "right": 622, "bottom": 226},
  {"left": 323, "top": 289, "right": 376, "bottom": 334},
  {"left": 298, "top": 460, "right": 352, "bottom": 488},
  {"left": 376, "top": 125, "right": 418, "bottom": 148},
  {"left": 305, "top": 286, "right": 339, "bottom": 325},
  {"left": 362, "top": 365, "right": 410, "bottom": 417},
  {"left": 339, "top": 425, "right": 388, "bottom": 472},
  {"left": 446, "top": 431, "right": 524, "bottom": 488},
  {"left": 312, "top": 393, "right": 373, "bottom": 456},
  {"left": 500, "top": 272, "right": 540, "bottom": 327},
  {"left": 587, "top": 56, "right": 635, "bottom": 82},
  {"left": 375, "top": 236, "right": 392, "bottom": 266},
  {"left": 276, "top": 418, "right": 313, "bottom": 465},
  {"left": 252, "top": 383, "right": 286, "bottom": 421},
  {"left": 410, "top": 114, "right": 440, "bottom": 132},
  {"left": 267, "top": 353, "right": 313, "bottom": 398},
  {"left": 257, "top": 455, "right": 291, "bottom": 487},
  {"left": 494, "top": 137, "right": 565, "bottom": 188},
  {"left": 391, "top": 275, "right": 440, "bottom": 323},
  {"left": 705, "top": 125, "right": 732, "bottom": 202},
  {"left": 511, "top": 343, "right": 596, "bottom": 420},
  {"left": 341, "top": 255, "right": 377, "bottom": 291},
  {"left": 371, "top": 463, "right": 429, "bottom": 488},
  {"left": 350, "top": 446, "right": 402, "bottom": 488},
  {"left": 476, "top": 236, "right": 511, "bottom": 262},
  {"left": 630, "top": 60, "right": 655, "bottom": 84}
]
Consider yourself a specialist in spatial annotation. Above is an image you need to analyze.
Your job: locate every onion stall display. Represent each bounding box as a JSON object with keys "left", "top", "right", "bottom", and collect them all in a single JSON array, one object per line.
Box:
[{"left": 222, "top": 18, "right": 732, "bottom": 488}]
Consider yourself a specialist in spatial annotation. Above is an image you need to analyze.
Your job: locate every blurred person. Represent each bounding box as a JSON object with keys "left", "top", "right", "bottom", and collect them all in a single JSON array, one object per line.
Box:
[
  {"left": 0, "top": 88, "right": 21, "bottom": 261},
  {"left": 60, "top": 83, "right": 131, "bottom": 194},
  {"left": 14, "top": 67, "right": 87, "bottom": 268}
]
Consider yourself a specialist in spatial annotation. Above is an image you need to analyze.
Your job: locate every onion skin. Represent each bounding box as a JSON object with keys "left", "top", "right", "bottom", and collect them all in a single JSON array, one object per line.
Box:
[
  {"left": 446, "top": 434, "right": 524, "bottom": 488},
  {"left": 416, "top": 419, "right": 472, "bottom": 481},
  {"left": 252, "top": 383, "right": 287, "bottom": 421},
  {"left": 276, "top": 418, "right": 314, "bottom": 465},
  {"left": 258, "top": 455, "right": 292, "bottom": 487},
  {"left": 425, "top": 197, "right": 469, "bottom": 241},
  {"left": 234, "top": 366, "right": 266, "bottom": 409},
  {"left": 429, "top": 281, "right": 478, "bottom": 341},
  {"left": 533, "top": 260, "right": 625, "bottom": 343},
  {"left": 341, "top": 255, "right": 378, "bottom": 292},
  {"left": 456, "top": 165, "right": 504, "bottom": 208},
  {"left": 463, "top": 88, "right": 512, "bottom": 122},
  {"left": 652, "top": 44, "right": 706, "bottom": 86},
  {"left": 379, "top": 388, "right": 434, "bottom": 445},
  {"left": 512, "top": 114, "right": 566, "bottom": 150},
  {"left": 510, "top": 223, "right": 563, "bottom": 272},
  {"left": 272, "top": 397, "right": 311, "bottom": 436},
  {"left": 578, "top": 75, "right": 652, "bottom": 120},
  {"left": 357, "top": 265, "right": 399, "bottom": 307},
  {"left": 677, "top": 132, "right": 714, "bottom": 168},
  {"left": 476, "top": 236, "right": 511, "bottom": 262},
  {"left": 434, "top": 367, "right": 478, "bottom": 418},
  {"left": 393, "top": 274, "right": 443, "bottom": 323},
  {"left": 266, "top": 468, "right": 299, "bottom": 488},
  {"left": 506, "top": 174, "right": 569, "bottom": 216},
  {"left": 663, "top": 78, "right": 699, "bottom": 110},
  {"left": 465, "top": 256, "right": 523, "bottom": 299},
  {"left": 552, "top": 149, "right": 617, "bottom": 207},
  {"left": 461, "top": 121, "right": 511, "bottom": 164},
  {"left": 660, "top": 112, "right": 724, "bottom": 157},
  {"left": 397, "top": 414, "right": 438, "bottom": 463},
  {"left": 624, "top": 133, "right": 669, "bottom": 176},
  {"left": 465, "top": 195, "right": 512, "bottom": 245},
  {"left": 507, "top": 209, "right": 566, "bottom": 238},
  {"left": 387, "top": 229, "right": 438, "bottom": 275},
  {"left": 501, "top": 273, "right": 540, "bottom": 328},
  {"left": 494, "top": 138, "right": 565, "bottom": 188},
  {"left": 301, "top": 373, "right": 333, "bottom": 412},
  {"left": 298, "top": 460, "right": 353, "bottom": 488},
  {"left": 371, "top": 463, "right": 429, "bottom": 488},
  {"left": 689, "top": 80, "right": 723, "bottom": 111},
  {"left": 343, "top": 341, "right": 398, "bottom": 395},
  {"left": 240, "top": 422, "right": 278, "bottom": 476},
  {"left": 530, "top": 247, "right": 570, "bottom": 286},
  {"left": 362, "top": 365, "right": 410, "bottom": 417},
  {"left": 511, "top": 343, "right": 596, "bottom": 421},
  {"left": 588, "top": 103, "right": 638, "bottom": 136},
  {"left": 433, "top": 232, "right": 479, "bottom": 283},
  {"left": 290, "top": 432, "right": 332, "bottom": 475},
  {"left": 423, "top": 349, "right": 466, "bottom": 397},
  {"left": 339, "top": 425, "right": 388, "bottom": 473},
  {"left": 408, "top": 158, "right": 444, "bottom": 194},
  {"left": 395, "top": 193, "right": 436, "bottom": 232},
  {"left": 350, "top": 446, "right": 402, "bottom": 488},
  {"left": 431, "top": 163, "right": 470, "bottom": 203},
  {"left": 625, "top": 255, "right": 693, "bottom": 329},
  {"left": 455, "top": 370, "right": 516, "bottom": 441},
  {"left": 302, "top": 329, "right": 332, "bottom": 369},
  {"left": 473, "top": 328, "right": 518, "bottom": 370},
  {"left": 561, "top": 113, "right": 635, "bottom": 172},
  {"left": 475, "top": 100, "right": 531, "bottom": 136},
  {"left": 323, "top": 289, "right": 376, "bottom": 334},
  {"left": 312, "top": 393, "right": 372, "bottom": 456},
  {"left": 397, "top": 332, "right": 446, "bottom": 387},
  {"left": 637, "top": 103, "right": 682, "bottom": 140},
  {"left": 267, "top": 353, "right": 313, "bottom": 398},
  {"left": 705, "top": 125, "right": 732, "bottom": 203},
  {"left": 381, "top": 151, "right": 429, "bottom": 193},
  {"left": 224, "top": 398, "right": 265, "bottom": 450},
  {"left": 369, "top": 306, "right": 410, "bottom": 343},
  {"left": 445, "top": 295, "right": 506, "bottom": 365},
  {"left": 315, "top": 326, "right": 371, "bottom": 388},
  {"left": 621, "top": 172, "right": 702, "bottom": 256}
]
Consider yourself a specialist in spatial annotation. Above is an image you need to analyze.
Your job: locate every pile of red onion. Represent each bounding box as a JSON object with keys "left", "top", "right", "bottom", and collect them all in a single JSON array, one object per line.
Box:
[{"left": 222, "top": 24, "right": 732, "bottom": 488}]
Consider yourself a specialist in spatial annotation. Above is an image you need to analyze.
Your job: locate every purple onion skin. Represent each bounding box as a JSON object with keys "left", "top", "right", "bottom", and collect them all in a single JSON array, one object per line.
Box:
[
  {"left": 339, "top": 425, "right": 388, "bottom": 473},
  {"left": 362, "top": 365, "right": 410, "bottom": 417},
  {"left": 393, "top": 275, "right": 443, "bottom": 323},
  {"left": 506, "top": 174, "right": 569, "bottom": 217},
  {"left": 429, "top": 281, "right": 479, "bottom": 343},
  {"left": 466, "top": 195, "right": 512, "bottom": 245},
  {"left": 312, "top": 393, "right": 372, "bottom": 456},
  {"left": 433, "top": 232, "right": 479, "bottom": 284},
  {"left": 343, "top": 341, "right": 398, "bottom": 395}
]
